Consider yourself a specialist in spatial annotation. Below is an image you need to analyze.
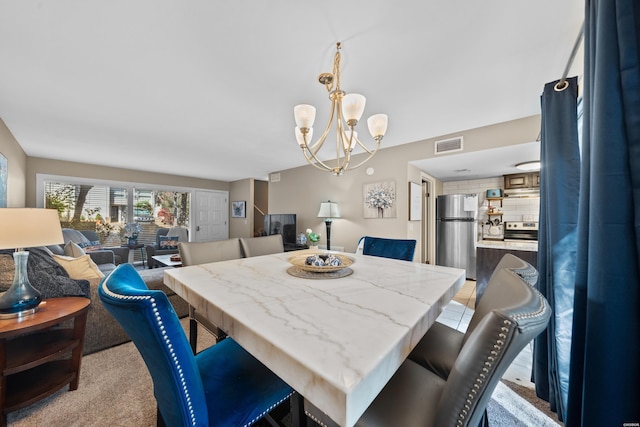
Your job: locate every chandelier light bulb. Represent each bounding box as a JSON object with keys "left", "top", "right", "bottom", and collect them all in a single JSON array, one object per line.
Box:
[
  {"left": 295, "top": 127, "right": 313, "bottom": 146},
  {"left": 367, "top": 114, "right": 388, "bottom": 139},
  {"left": 342, "top": 130, "right": 358, "bottom": 151},
  {"left": 342, "top": 94, "right": 366, "bottom": 124},
  {"left": 294, "top": 104, "right": 316, "bottom": 129}
]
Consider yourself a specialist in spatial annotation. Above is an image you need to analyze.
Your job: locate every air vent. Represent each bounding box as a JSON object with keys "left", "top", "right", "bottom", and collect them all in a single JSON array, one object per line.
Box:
[
  {"left": 270, "top": 173, "right": 281, "bottom": 183},
  {"left": 434, "top": 136, "right": 463, "bottom": 155}
]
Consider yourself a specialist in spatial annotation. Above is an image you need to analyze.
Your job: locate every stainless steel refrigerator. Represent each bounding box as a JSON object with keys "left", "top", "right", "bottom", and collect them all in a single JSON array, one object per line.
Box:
[{"left": 436, "top": 194, "right": 478, "bottom": 279}]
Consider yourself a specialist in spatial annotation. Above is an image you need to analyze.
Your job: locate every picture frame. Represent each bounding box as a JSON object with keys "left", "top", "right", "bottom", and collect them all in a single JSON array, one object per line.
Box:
[
  {"left": 231, "top": 201, "right": 246, "bottom": 218},
  {"left": 409, "top": 182, "right": 422, "bottom": 221},
  {"left": 363, "top": 180, "right": 397, "bottom": 218},
  {"left": 0, "top": 153, "right": 7, "bottom": 208}
]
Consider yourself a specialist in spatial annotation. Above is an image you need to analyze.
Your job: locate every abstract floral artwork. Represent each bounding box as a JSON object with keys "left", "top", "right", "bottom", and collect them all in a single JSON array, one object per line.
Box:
[{"left": 363, "top": 180, "right": 397, "bottom": 218}]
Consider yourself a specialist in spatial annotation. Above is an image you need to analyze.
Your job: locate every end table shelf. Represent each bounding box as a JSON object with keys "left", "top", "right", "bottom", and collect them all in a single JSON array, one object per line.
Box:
[{"left": 0, "top": 297, "right": 90, "bottom": 426}]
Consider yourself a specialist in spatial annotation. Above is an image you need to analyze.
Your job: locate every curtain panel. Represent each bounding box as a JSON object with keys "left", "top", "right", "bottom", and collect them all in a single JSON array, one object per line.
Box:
[
  {"left": 566, "top": 1, "right": 640, "bottom": 426},
  {"left": 534, "top": 76, "right": 580, "bottom": 422}
]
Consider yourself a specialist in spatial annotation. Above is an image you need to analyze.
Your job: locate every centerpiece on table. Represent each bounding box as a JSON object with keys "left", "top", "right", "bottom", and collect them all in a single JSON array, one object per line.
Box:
[
  {"left": 124, "top": 222, "right": 142, "bottom": 246},
  {"left": 306, "top": 228, "right": 320, "bottom": 249}
]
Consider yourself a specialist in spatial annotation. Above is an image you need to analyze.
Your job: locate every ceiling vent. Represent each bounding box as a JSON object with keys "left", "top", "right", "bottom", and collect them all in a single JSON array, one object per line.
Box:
[
  {"left": 434, "top": 136, "right": 463, "bottom": 155},
  {"left": 270, "top": 173, "right": 281, "bottom": 183}
]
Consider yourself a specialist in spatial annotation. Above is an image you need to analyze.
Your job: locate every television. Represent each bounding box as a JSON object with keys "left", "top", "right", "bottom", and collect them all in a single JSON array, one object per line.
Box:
[{"left": 264, "top": 214, "right": 298, "bottom": 249}]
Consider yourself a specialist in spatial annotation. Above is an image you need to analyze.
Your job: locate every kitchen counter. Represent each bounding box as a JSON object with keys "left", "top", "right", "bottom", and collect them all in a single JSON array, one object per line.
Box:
[
  {"left": 475, "top": 241, "right": 539, "bottom": 306},
  {"left": 477, "top": 239, "right": 538, "bottom": 252}
]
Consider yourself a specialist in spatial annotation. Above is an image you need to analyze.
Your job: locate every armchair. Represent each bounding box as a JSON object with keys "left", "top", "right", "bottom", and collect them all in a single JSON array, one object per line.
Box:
[
  {"left": 99, "top": 264, "right": 295, "bottom": 426},
  {"left": 58, "top": 228, "right": 129, "bottom": 273},
  {"left": 146, "top": 227, "right": 189, "bottom": 268},
  {"left": 359, "top": 236, "right": 417, "bottom": 262},
  {"left": 408, "top": 254, "right": 539, "bottom": 379},
  {"left": 78, "top": 229, "right": 129, "bottom": 265}
]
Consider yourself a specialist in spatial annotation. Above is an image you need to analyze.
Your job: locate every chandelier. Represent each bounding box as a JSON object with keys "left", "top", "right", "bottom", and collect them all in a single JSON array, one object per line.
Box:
[{"left": 294, "top": 42, "right": 388, "bottom": 176}]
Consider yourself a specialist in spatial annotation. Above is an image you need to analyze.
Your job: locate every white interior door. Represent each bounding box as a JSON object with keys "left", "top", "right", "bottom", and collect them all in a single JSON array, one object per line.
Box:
[{"left": 193, "top": 190, "right": 228, "bottom": 242}]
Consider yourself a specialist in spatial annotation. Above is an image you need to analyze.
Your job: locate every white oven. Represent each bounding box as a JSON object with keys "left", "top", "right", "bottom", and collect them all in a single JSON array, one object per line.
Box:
[{"left": 504, "top": 221, "right": 539, "bottom": 241}]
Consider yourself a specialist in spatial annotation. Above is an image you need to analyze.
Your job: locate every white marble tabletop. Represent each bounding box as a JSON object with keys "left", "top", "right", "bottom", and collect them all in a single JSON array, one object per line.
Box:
[{"left": 163, "top": 250, "right": 465, "bottom": 427}]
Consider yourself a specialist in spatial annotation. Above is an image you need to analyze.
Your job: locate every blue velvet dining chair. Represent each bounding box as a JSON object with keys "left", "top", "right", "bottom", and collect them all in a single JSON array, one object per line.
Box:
[
  {"left": 359, "top": 236, "right": 417, "bottom": 262},
  {"left": 98, "top": 263, "right": 294, "bottom": 427}
]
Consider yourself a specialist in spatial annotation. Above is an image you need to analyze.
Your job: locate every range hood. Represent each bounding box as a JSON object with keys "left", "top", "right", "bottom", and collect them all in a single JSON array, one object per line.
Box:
[{"left": 504, "top": 188, "right": 540, "bottom": 198}]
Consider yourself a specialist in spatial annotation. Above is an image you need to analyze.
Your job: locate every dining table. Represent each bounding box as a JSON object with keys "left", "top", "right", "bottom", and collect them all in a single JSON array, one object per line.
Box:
[{"left": 163, "top": 250, "right": 466, "bottom": 427}]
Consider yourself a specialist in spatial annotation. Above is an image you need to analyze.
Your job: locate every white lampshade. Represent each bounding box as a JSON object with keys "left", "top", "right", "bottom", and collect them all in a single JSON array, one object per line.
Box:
[
  {"left": 317, "top": 201, "right": 341, "bottom": 219},
  {"left": 367, "top": 114, "right": 388, "bottom": 139},
  {"left": 0, "top": 208, "right": 63, "bottom": 250},
  {"left": 342, "top": 93, "right": 366, "bottom": 122},
  {"left": 295, "top": 127, "right": 313, "bottom": 146},
  {"left": 294, "top": 104, "right": 317, "bottom": 129}
]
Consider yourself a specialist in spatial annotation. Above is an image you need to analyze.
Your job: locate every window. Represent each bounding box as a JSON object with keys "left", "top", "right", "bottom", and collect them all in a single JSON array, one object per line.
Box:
[{"left": 40, "top": 176, "right": 192, "bottom": 263}]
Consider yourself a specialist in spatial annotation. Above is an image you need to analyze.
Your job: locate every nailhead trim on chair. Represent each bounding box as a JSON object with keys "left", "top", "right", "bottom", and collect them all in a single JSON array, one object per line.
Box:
[
  {"left": 304, "top": 410, "right": 329, "bottom": 427},
  {"left": 455, "top": 279, "right": 549, "bottom": 427},
  {"left": 245, "top": 391, "right": 295, "bottom": 427},
  {"left": 455, "top": 320, "right": 512, "bottom": 426},
  {"left": 101, "top": 277, "right": 200, "bottom": 426}
]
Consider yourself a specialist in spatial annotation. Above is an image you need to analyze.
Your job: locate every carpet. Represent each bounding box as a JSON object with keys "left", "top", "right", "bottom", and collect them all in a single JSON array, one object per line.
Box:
[{"left": 8, "top": 320, "right": 561, "bottom": 426}]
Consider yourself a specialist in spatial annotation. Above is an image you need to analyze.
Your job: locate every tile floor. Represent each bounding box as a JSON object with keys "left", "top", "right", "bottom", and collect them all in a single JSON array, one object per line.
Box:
[{"left": 442, "top": 280, "right": 535, "bottom": 389}]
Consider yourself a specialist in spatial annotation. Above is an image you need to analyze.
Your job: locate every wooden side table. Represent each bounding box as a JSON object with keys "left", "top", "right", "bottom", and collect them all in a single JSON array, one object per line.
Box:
[{"left": 0, "top": 297, "right": 90, "bottom": 426}]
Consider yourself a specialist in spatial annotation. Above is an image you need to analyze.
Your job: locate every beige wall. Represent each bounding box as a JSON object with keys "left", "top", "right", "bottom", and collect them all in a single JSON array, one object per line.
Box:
[
  {"left": 254, "top": 179, "right": 268, "bottom": 236},
  {"left": 0, "top": 118, "right": 27, "bottom": 207},
  {"left": 26, "top": 157, "right": 229, "bottom": 208},
  {"left": 269, "top": 115, "right": 540, "bottom": 254},
  {"left": 229, "top": 179, "right": 253, "bottom": 238}
]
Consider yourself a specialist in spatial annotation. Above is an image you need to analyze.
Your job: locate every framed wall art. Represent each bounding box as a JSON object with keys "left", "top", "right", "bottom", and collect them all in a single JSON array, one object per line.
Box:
[
  {"left": 363, "top": 180, "right": 397, "bottom": 218},
  {"left": 0, "top": 153, "right": 7, "bottom": 208},
  {"left": 231, "top": 200, "right": 246, "bottom": 218},
  {"left": 409, "top": 182, "right": 422, "bottom": 221}
]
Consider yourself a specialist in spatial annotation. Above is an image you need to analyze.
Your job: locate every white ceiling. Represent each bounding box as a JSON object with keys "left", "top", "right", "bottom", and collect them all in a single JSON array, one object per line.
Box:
[{"left": 0, "top": 1, "right": 583, "bottom": 182}]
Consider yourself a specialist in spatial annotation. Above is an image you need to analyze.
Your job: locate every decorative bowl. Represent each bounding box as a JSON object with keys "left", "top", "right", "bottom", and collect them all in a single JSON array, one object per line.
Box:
[{"left": 287, "top": 253, "right": 355, "bottom": 273}]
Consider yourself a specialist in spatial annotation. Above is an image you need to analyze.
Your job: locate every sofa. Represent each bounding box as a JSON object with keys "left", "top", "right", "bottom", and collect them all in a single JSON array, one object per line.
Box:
[
  {"left": 0, "top": 247, "right": 188, "bottom": 355},
  {"left": 51, "top": 228, "right": 130, "bottom": 273},
  {"left": 146, "top": 226, "right": 189, "bottom": 268}
]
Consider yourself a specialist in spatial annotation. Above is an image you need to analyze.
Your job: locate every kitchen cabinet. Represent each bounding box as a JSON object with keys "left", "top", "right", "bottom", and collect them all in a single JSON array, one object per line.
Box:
[
  {"left": 476, "top": 245, "right": 537, "bottom": 306},
  {"left": 504, "top": 172, "right": 540, "bottom": 189}
]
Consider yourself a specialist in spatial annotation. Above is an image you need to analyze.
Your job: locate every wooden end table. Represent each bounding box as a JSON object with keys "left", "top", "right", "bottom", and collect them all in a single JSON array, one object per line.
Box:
[{"left": 0, "top": 297, "right": 90, "bottom": 426}]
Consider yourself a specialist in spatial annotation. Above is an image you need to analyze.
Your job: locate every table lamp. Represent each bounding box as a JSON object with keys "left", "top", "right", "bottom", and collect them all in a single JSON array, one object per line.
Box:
[
  {"left": 317, "top": 201, "right": 340, "bottom": 251},
  {"left": 0, "top": 208, "right": 64, "bottom": 318}
]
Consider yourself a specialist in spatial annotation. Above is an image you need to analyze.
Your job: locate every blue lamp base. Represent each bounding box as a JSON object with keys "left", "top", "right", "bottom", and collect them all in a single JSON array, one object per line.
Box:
[{"left": 0, "top": 251, "right": 42, "bottom": 319}]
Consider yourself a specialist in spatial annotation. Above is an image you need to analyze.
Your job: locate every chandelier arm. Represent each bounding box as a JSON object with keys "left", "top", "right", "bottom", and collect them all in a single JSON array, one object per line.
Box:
[
  {"left": 335, "top": 102, "right": 351, "bottom": 167},
  {"left": 352, "top": 137, "right": 377, "bottom": 155},
  {"left": 342, "top": 140, "right": 382, "bottom": 170},
  {"left": 301, "top": 146, "right": 340, "bottom": 172},
  {"left": 333, "top": 44, "right": 342, "bottom": 91},
  {"left": 306, "top": 96, "right": 339, "bottom": 152}
]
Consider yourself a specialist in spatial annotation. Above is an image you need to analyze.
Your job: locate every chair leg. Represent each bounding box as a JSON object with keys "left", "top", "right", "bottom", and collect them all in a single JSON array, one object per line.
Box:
[
  {"left": 290, "top": 393, "right": 306, "bottom": 427},
  {"left": 156, "top": 407, "right": 166, "bottom": 427},
  {"left": 189, "top": 317, "right": 198, "bottom": 354}
]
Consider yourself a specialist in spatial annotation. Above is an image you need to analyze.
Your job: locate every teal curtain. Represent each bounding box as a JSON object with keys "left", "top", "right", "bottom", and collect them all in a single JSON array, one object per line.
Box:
[
  {"left": 567, "top": 1, "right": 640, "bottom": 425},
  {"left": 534, "top": 76, "right": 580, "bottom": 422}
]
